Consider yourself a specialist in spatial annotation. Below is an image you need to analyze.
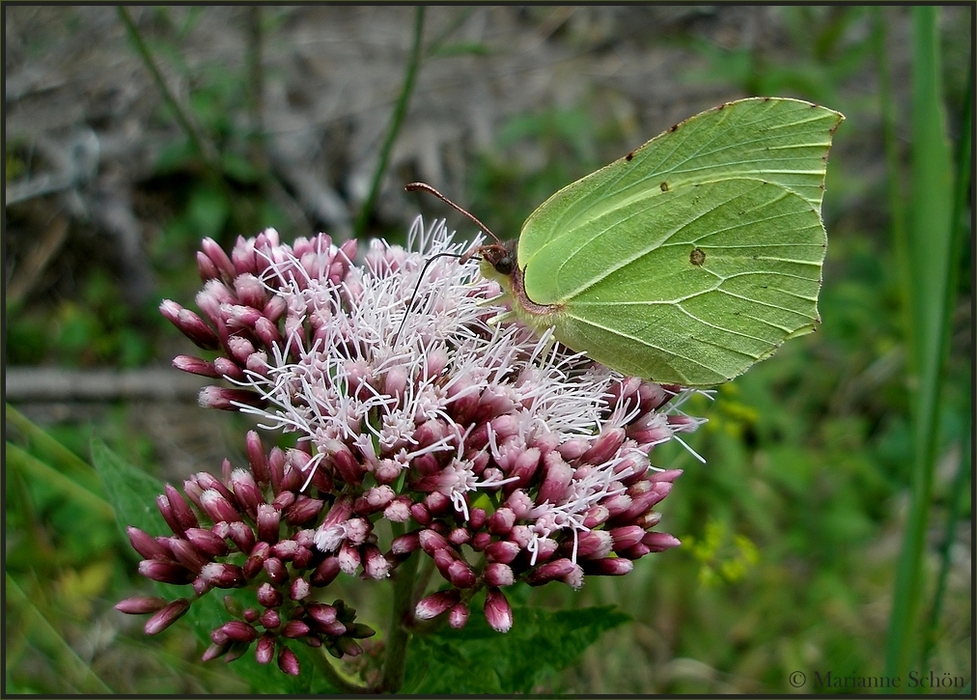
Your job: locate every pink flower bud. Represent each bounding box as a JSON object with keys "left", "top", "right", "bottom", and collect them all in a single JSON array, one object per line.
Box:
[
  {"left": 583, "top": 505, "right": 610, "bottom": 529},
  {"left": 641, "top": 531, "right": 681, "bottom": 552},
  {"left": 584, "top": 557, "right": 634, "bottom": 576},
  {"left": 227, "top": 521, "right": 256, "bottom": 553},
  {"left": 115, "top": 596, "right": 168, "bottom": 614},
  {"left": 255, "top": 634, "right": 275, "bottom": 664},
  {"left": 278, "top": 646, "right": 300, "bottom": 676},
  {"left": 183, "top": 527, "right": 229, "bottom": 557},
  {"left": 263, "top": 557, "right": 287, "bottom": 585},
  {"left": 627, "top": 412, "right": 672, "bottom": 447},
  {"left": 196, "top": 251, "right": 220, "bottom": 281},
  {"left": 326, "top": 440, "right": 364, "bottom": 485},
  {"left": 484, "top": 562, "right": 514, "bottom": 587},
  {"left": 418, "top": 528, "right": 450, "bottom": 556},
  {"left": 338, "top": 541, "right": 361, "bottom": 575},
  {"left": 159, "top": 300, "right": 219, "bottom": 350},
  {"left": 244, "top": 541, "right": 270, "bottom": 579},
  {"left": 260, "top": 608, "right": 281, "bottom": 629},
  {"left": 156, "top": 494, "right": 183, "bottom": 536},
  {"left": 649, "top": 468, "right": 683, "bottom": 484},
  {"left": 200, "top": 562, "right": 246, "bottom": 588},
  {"left": 415, "top": 590, "right": 460, "bottom": 620},
  {"left": 286, "top": 496, "right": 323, "bottom": 526},
  {"left": 363, "top": 545, "right": 392, "bottom": 579},
  {"left": 233, "top": 273, "right": 267, "bottom": 309},
  {"left": 199, "top": 490, "right": 242, "bottom": 524},
  {"left": 410, "top": 502, "right": 432, "bottom": 525},
  {"left": 218, "top": 620, "right": 258, "bottom": 643},
  {"left": 537, "top": 453, "right": 573, "bottom": 505},
  {"left": 200, "top": 237, "right": 236, "bottom": 279},
  {"left": 383, "top": 365, "right": 409, "bottom": 398},
  {"left": 138, "top": 559, "right": 193, "bottom": 584},
  {"left": 198, "top": 386, "right": 265, "bottom": 411},
  {"left": 272, "top": 489, "right": 296, "bottom": 512},
  {"left": 282, "top": 620, "right": 311, "bottom": 638},
  {"left": 390, "top": 532, "right": 420, "bottom": 556},
  {"left": 574, "top": 530, "right": 613, "bottom": 559},
  {"left": 168, "top": 538, "right": 208, "bottom": 572},
  {"left": 487, "top": 507, "right": 516, "bottom": 535},
  {"left": 485, "top": 539, "right": 520, "bottom": 564},
  {"left": 445, "top": 556, "right": 476, "bottom": 589},
  {"left": 272, "top": 539, "right": 299, "bottom": 560},
  {"left": 255, "top": 503, "right": 281, "bottom": 544},
  {"left": 290, "top": 577, "right": 311, "bottom": 601},
  {"left": 144, "top": 598, "right": 191, "bottom": 635},
  {"left": 527, "top": 558, "right": 580, "bottom": 586},
  {"left": 448, "top": 528, "right": 471, "bottom": 546},
  {"left": 449, "top": 601, "right": 470, "bottom": 629},
  {"left": 212, "top": 357, "right": 246, "bottom": 382},
  {"left": 246, "top": 431, "right": 270, "bottom": 485},
  {"left": 610, "top": 525, "right": 646, "bottom": 552},
  {"left": 310, "top": 556, "right": 341, "bottom": 587},
  {"left": 307, "top": 603, "right": 338, "bottom": 626},
  {"left": 383, "top": 496, "right": 412, "bottom": 522},
  {"left": 257, "top": 582, "right": 282, "bottom": 608},
  {"left": 471, "top": 532, "right": 492, "bottom": 551},
  {"left": 484, "top": 588, "right": 512, "bottom": 633},
  {"left": 603, "top": 493, "right": 633, "bottom": 519},
  {"left": 424, "top": 491, "right": 451, "bottom": 516},
  {"left": 639, "top": 382, "right": 672, "bottom": 412},
  {"left": 582, "top": 427, "right": 626, "bottom": 465},
  {"left": 173, "top": 354, "right": 220, "bottom": 378},
  {"left": 253, "top": 316, "right": 281, "bottom": 348},
  {"left": 355, "top": 485, "right": 395, "bottom": 514},
  {"left": 468, "top": 507, "right": 487, "bottom": 529},
  {"left": 556, "top": 437, "right": 590, "bottom": 461},
  {"left": 229, "top": 468, "right": 263, "bottom": 518},
  {"left": 127, "top": 526, "right": 167, "bottom": 559}
]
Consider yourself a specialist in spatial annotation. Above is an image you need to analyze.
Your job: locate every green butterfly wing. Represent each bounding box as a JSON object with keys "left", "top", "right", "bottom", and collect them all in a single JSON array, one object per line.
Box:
[{"left": 516, "top": 97, "right": 843, "bottom": 386}]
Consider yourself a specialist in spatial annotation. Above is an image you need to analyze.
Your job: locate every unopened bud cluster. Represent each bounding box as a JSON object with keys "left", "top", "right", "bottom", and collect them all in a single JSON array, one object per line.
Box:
[
  {"left": 115, "top": 430, "right": 376, "bottom": 675},
  {"left": 121, "top": 217, "right": 702, "bottom": 672}
]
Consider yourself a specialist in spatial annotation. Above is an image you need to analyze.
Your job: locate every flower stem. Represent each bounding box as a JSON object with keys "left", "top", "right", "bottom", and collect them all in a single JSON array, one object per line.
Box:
[
  {"left": 379, "top": 542, "right": 420, "bottom": 692},
  {"left": 117, "top": 7, "right": 250, "bottom": 235},
  {"left": 310, "top": 649, "right": 368, "bottom": 694},
  {"left": 353, "top": 6, "right": 425, "bottom": 237}
]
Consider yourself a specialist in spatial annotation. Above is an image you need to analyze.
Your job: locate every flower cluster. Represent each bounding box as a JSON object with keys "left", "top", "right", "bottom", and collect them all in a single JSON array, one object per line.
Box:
[
  {"left": 119, "top": 217, "right": 703, "bottom": 673},
  {"left": 115, "top": 430, "right": 376, "bottom": 675}
]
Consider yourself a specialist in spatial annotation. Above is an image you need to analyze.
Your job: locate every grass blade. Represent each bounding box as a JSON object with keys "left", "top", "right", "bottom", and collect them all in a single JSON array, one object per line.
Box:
[{"left": 883, "top": 6, "right": 957, "bottom": 679}]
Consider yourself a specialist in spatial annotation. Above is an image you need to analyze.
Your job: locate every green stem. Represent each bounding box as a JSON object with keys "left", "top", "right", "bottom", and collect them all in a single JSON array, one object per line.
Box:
[
  {"left": 354, "top": 6, "right": 426, "bottom": 238},
  {"left": 309, "top": 648, "right": 370, "bottom": 694},
  {"left": 117, "top": 7, "right": 247, "bottom": 234},
  {"left": 379, "top": 543, "right": 421, "bottom": 692}
]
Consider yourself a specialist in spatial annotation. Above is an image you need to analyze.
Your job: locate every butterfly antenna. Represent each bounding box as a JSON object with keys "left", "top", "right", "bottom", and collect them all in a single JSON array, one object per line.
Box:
[
  {"left": 391, "top": 250, "right": 465, "bottom": 348},
  {"left": 405, "top": 182, "right": 502, "bottom": 245}
]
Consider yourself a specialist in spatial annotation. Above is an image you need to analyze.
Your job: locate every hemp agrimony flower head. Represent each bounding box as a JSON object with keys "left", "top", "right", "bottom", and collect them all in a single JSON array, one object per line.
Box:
[{"left": 120, "top": 217, "right": 703, "bottom": 674}]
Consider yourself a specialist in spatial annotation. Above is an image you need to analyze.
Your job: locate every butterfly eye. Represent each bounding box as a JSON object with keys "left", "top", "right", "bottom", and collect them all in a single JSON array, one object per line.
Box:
[{"left": 492, "top": 254, "right": 516, "bottom": 275}]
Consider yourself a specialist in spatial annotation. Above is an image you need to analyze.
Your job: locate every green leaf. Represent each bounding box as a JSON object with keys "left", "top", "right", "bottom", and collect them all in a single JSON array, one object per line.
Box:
[
  {"left": 479, "top": 97, "right": 844, "bottom": 387},
  {"left": 406, "top": 604, "right": 629, "bottom": 693},
  {"left": 90, "top": 437, "right": 168, "bottom": 543}
]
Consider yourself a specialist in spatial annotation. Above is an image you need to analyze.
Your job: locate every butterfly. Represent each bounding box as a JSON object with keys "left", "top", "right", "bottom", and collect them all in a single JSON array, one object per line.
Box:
[{"left": 409, "top": 97, "right": 843, "bottom": 387}]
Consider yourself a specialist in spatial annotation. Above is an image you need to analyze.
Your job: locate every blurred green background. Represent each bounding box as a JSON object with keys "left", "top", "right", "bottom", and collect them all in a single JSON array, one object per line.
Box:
[{"left": 5, "top": 5, "right": 972, "bottom": 694}]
